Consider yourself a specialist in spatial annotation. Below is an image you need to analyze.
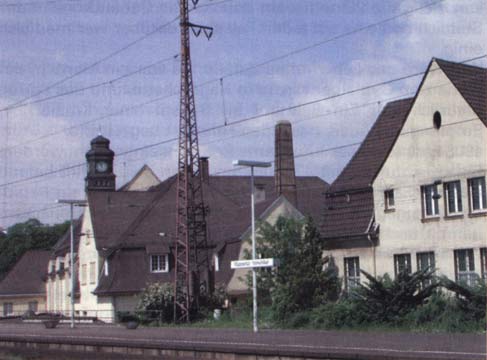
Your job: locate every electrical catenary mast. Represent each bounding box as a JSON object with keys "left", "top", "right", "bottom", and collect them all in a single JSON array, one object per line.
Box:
[{"left": 174, "top": 0, "right": 213, "bottom": 322}]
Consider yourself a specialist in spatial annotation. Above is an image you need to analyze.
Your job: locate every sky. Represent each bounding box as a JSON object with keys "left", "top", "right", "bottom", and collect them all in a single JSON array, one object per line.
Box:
[{"left": 0, "top": 0, "right": 486, "bottom": 227}]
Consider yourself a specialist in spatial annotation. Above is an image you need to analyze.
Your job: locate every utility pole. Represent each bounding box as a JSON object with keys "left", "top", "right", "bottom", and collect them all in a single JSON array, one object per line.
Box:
[{"left": 174, "top": 0, "right": 213, "bottom": 323}]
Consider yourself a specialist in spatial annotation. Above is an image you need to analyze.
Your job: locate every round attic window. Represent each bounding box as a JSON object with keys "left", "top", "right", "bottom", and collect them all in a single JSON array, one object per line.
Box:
[{"left": 433, "top": 111, "right": 442, "bottom": 129}]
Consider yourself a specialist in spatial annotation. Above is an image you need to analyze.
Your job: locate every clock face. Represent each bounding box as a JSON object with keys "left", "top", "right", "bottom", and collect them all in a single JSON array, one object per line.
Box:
[{"left": 95, "top": 161, "right": 108, "bottom": 173}]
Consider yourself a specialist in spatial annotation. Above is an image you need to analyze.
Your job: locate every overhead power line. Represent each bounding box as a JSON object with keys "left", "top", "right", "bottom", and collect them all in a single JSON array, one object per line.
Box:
[
  {"left": 0, "top": 0, "right": 237, "bottom": 113},
  {"left": 0, "top": 0, "right": 443, "bottom": 113},
  {"left": 0, "top": 15, "right": 180, "bottom": 112},
  {"left": 0, "top": 54, "right": 485, "bottom": 186},
  {"left": 0, "top": 204, "right": 65, "bottom": 220},
  {"left": 0, "top": 0, "right": 81, "bottom": 8},
  {"left": 3, "top": 52, "right": 483, "bottom": 155},
  {"left": 1, "top": 115, "right": 481, "bottom": 220},
  {"left": 200, "top": 0, "right": 446, "bottom": 83},
  {"left": 2, "top": 54, "right": 179, "bottom": 111}
]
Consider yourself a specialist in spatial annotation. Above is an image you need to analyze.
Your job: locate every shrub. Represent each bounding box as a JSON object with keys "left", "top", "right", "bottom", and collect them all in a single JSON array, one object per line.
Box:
[
  {"left": 136, "top": 282, "right": 174, "bottom": 324},
  {"left": 440, "top": 276, "right": 486, "bottom": 322},
  {"left": 311, "top": 300, "right": 362, "bottom": 329},
  {"left": 353, "top": 268, "right": 439, "bottom": 324}
]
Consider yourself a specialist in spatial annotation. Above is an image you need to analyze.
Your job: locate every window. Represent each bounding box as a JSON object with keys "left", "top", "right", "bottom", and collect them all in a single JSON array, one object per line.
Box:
[
  {"left": 28, "top": 301, "right": 38, "bottom": 313},
  {"left": 468, "top": 177, "right": 486, "bottom": 213},
  {"left": 454, "top": 249, "right": 476, "bottom": 286},
  {"left": 417, "top": 252, "right": 435, "bottom": 287},
  {"left": 344, "top": 257, "right": 360, "bottom": 291},
  {"left": 444, "top": 181, "right": 462, "bottom": 215},
  {"left": 150, "top": 255, "right": 169, "bottom": 273},
  {"left": 481, "top": 248, "right": 487, "bottom": 281},
  {"left": 89, "top": 262, "right": 96, "bottom": 284},
  {"left": 81, "top": 264, "right": 87, "bottom": 285},
  {"left": 3, "top": 303, "right": 13, "bottom": 317},
  {"left": 104, "top": 260, "right": 109, "bottom": 276},
  {"left": 394, "top": 254, "right": 412, "bottom": 276},
  {"left": 59, "top": 262, "right": 65, "bottom": 271},
  {"left": 421, "top": 184, "right": 440, "bottom": 218},
  {"left": 384, "top": 190, "right": 395, "bottom": 211},
  {"left": 213, "top": 254, "right": 220, "bottom": 272}
]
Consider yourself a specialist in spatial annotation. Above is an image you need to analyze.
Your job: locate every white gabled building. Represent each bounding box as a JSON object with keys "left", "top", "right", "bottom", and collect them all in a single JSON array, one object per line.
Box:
[{"left": 322, "top": 58, "right": 487, "bottom": 290}]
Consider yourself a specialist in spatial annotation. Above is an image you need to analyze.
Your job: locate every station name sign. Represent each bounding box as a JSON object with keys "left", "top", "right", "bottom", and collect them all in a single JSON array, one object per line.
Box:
[{"left": 231, "top": 258, "right": 277, "bottom": 269}]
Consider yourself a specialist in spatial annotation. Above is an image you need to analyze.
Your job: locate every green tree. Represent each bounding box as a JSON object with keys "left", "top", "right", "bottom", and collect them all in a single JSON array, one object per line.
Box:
[
  {"left": 248, "top": 217, "right": 340, "bottom": 321},
  {"left": 0, "top": 218, "right": 69, "bottom": 280}
]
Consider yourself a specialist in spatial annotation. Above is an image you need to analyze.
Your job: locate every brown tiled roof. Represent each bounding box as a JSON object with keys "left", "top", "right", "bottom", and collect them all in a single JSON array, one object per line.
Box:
[
  {"left": 435, "top": 58, "right": 487, "bottom": 126},
  {"left": 321, "top": 58, "right": 487, "bottom": 241},
  {"left": 321, "top": 98, "right": 413, "bottom": 239},
  {"left": 0, "top": 250, "right": 51, "bottom": 296},
  {"left": 328, "top": 98, "right": 414, "bottom": 194},
  {"left": 94, "top": 175, "right": 328, "bottom": 295}
]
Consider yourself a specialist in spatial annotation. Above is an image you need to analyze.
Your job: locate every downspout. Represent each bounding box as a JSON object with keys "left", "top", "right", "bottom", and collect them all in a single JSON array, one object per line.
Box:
[{"left": 367, "top": 234, "right": 377, "bottom": 278}]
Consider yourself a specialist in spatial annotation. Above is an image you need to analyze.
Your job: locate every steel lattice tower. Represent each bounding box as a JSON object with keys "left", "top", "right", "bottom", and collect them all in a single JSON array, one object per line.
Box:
[{"left": 174, "top": 0, "right": 213, "bottom": 323}]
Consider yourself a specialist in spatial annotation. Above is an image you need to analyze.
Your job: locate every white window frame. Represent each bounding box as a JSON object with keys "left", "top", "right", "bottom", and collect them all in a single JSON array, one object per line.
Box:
[
  {"left": 344, "top": 257, "right": 360, "bottom": 291},
  {"left": 469, "top": 177, "right": 487, "bottom": 213},
  {"left": 454, "top": 249, "right": 476, "bottom": 286},
  {"left": 150, "top": 254, "right": 169, "bottom": 273},
  {"left": 417, "top": 251, "right": 435, "bottom": 287},
  {"left": 213, "top": 254, "right": 220, "bottom": 272},
  {"left": 422, "top": 184, "right": 440, "bottom": 218},
  {"left": 3, "top": 303, "right": 13, "bottom": 317},
  {"left": 394, "top": 253, "right": 412, "bottom": 276},
  {"left": 384, "top": 189, "right": 395, "bottom": 211},
  {"left": 444, "top": 181, "right": 462, "bottom": 215}
]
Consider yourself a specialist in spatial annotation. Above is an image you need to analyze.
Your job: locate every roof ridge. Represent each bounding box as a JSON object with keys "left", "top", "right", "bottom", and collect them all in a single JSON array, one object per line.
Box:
[{"left": 434, "top": 57, "right": 487, "bottom": 71}]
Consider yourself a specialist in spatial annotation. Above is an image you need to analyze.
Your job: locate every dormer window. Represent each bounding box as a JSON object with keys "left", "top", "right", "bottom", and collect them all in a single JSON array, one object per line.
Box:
[
  {"left": 384, "top": 189, "right": 395, "bottom": 211},
  {"left": 150, "top": 254, "right": 169, "bottom": 273}
]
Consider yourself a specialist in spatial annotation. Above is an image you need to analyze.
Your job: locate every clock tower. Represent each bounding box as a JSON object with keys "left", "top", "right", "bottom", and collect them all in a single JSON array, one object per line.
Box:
[{"left": 85, "top": 135, "right": 116, "bottom": 192}]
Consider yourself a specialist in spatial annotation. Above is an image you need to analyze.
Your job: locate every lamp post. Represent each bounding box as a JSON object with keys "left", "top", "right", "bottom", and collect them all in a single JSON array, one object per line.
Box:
[
  {"left": 232, "top": 160, "right": 271, "bottom": 333},
  {"left": 57, "top": 199, "right": 87, "bottom": 329}
]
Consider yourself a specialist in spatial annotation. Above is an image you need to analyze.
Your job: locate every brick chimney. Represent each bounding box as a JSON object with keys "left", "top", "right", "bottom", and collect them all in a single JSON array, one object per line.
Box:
[
  {"left": 200, "top": 157, "right": 209, "bottom": 183},
  {"left": 274, "top": 120, "right": 297, "bottom": 206}
]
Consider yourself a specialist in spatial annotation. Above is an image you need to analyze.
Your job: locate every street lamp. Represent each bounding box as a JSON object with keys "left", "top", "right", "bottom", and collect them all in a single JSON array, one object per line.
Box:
[
  {"left": 232, "top": 159, "right": 271, "bottom": 333},
  {"left": 56, "top": 199, "right": 87, "bottom": 329}
]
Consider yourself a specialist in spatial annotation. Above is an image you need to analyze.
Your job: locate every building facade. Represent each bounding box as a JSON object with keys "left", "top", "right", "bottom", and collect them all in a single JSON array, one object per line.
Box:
[{"left": 322, "top": 58, "right": 487, "bottom": 290}]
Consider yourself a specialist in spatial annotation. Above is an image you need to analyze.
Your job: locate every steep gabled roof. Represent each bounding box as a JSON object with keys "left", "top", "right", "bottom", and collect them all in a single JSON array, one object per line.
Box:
[
  {"left": 321, "top": 58, "right": 487, "bottom": 241},
  {"left": 0, "top": 250, "right": 51, "bottom": 296},
  {"left": 321, "top": 98, "right": 414, "bottom": 239},
  {"left": 328, "top": 98, "right": 414, "bottom": 194},
  {"left": 435, "top": 58, "right": 487, "bottom": 126}
]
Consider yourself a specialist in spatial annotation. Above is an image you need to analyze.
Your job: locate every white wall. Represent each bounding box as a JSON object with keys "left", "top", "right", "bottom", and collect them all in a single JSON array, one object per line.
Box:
[
  {"left": 325, "top": 61, "right": 486, "bottom": 284},
  {"left": 77, "top": 205, "right": 115, "bottom": 322}
]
